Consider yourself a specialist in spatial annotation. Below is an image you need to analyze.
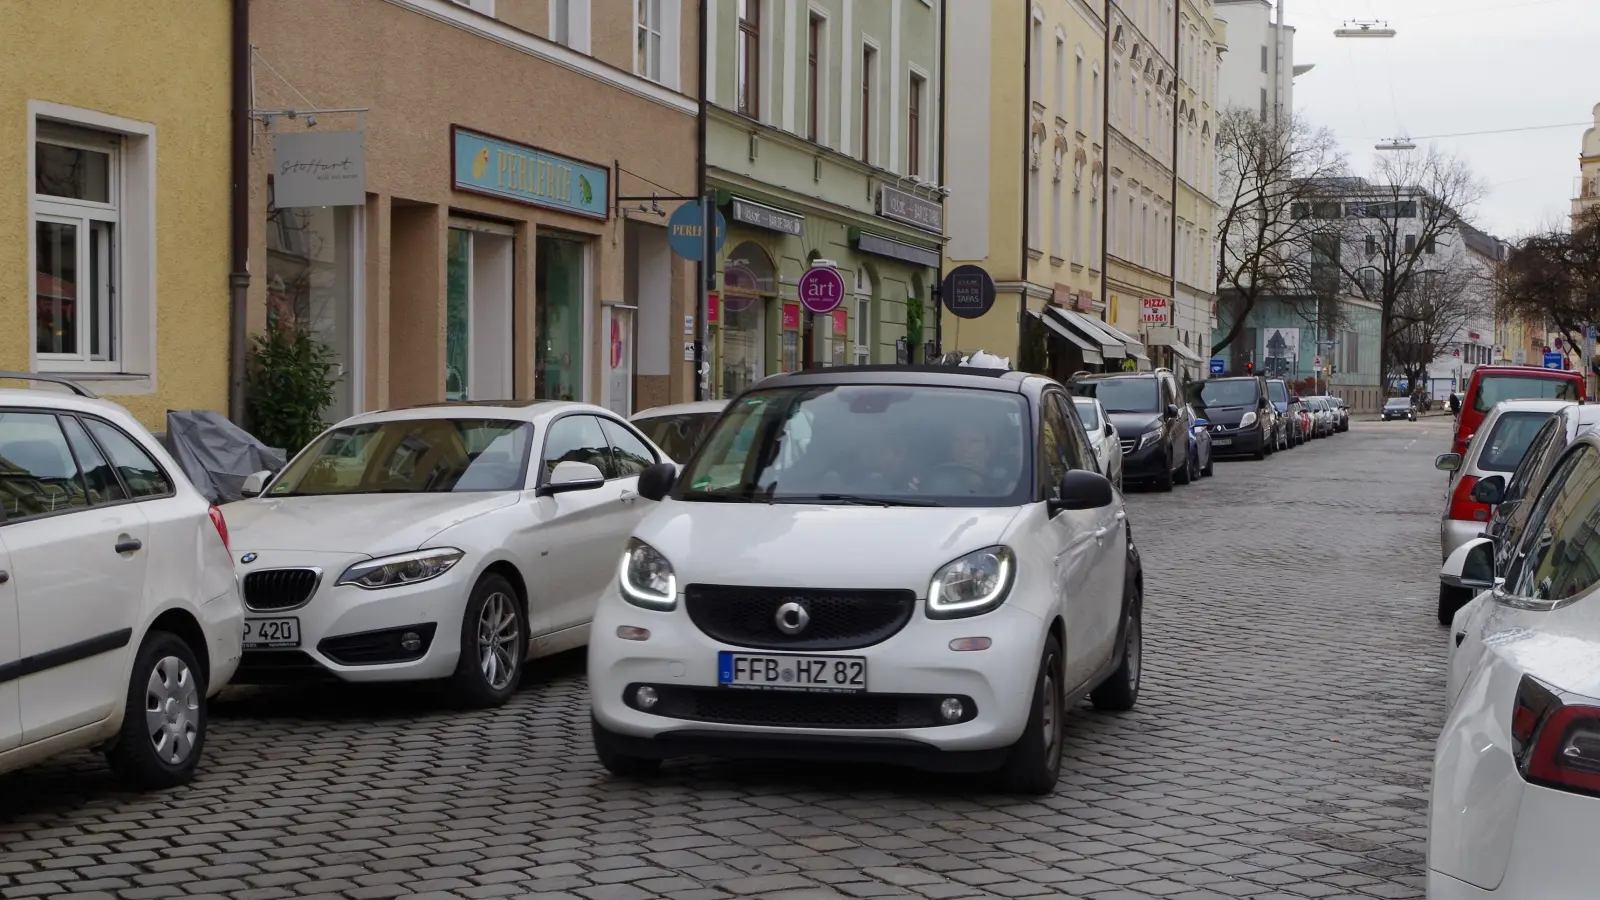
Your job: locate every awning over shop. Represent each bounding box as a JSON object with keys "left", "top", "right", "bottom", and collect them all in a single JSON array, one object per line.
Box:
[
  {"left": 1031, "top": 310, "right": 1103, "bottom": 365},
  {"left": 1088, "top": 318, "right": 1152, "bottom": 364},
  {"left": 1047, "top": 307, "right": 1125, "bottom": 360},
  {"left": 851, "top": 229, "right": 942, "bottom": 268},
  {"left": 1144, "top": 326, "right": 1204, "bottom": 367}
]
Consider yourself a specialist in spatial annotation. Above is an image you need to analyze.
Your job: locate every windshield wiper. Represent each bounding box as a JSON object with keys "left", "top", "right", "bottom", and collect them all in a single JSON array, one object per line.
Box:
[
  {"left": 680, "top": 489, "right": 756, "bottom": 503},
  {"left": 771, "top": 493, "right": 939, "bottom": 507}
]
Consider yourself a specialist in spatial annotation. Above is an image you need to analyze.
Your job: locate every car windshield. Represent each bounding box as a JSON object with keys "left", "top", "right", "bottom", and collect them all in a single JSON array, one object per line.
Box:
[
  {"left": 1385, "top": 398, "right": 1410, "bottom": 409},
  {"left": 1267, "top": 381, "right": 1289, "bottom": 404},
  {"left": 1474, "top": 375, "right": 1579, "bottom": 413},
  {"left": 1186, "top": 380, "right": 1257, "bottom": 410},
  {"left": 266, "top": 418, "right": 532, "bottom": 496},
  {"left": 1478, "top": 411, "right": 1557, "bottom": 473},
  {"left": 1072, "top": 398, "right": 1100, "bottom": 429},
  {"left": 633, "top": 411, "right": 720, "bottom": 462},
  {"left": 1075, "top": 378, "right": 1158, "bottom": 413},
  {"left": 674, "top": 384, "right": 1031, "bottom": 508}
]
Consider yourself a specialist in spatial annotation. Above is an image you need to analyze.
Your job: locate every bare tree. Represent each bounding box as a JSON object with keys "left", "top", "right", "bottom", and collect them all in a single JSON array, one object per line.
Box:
[
  {"left": 1499, "top": 206, "right": 1600, "bottom": 360},
  {"left": 1324, "top": 148, "right": 1486, "bottom": 389},
  {"left": 1388, "top": 254, "right": 1483, "bottom": 392},
  {"left": 1211, "top": 108, "right": 1347, "bottom": 358}
]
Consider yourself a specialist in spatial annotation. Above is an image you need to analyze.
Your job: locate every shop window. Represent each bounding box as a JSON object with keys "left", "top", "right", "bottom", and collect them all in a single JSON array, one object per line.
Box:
[
  {"left": 267, "top": 185, "right": 361, "bottom": 421},
  {"left": 535, "top": 234, "right": 589, "bottom": 402},
  {"left": 719, "top": 241, "right": 773, "bottom": 398}
]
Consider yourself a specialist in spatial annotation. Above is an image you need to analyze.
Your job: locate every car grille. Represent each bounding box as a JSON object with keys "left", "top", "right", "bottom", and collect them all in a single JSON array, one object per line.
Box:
[
  {"left": 624, "top": 684, "right": 976, "bottom": 729},
  {"left": 1119, "top": 437, "right": 1137, "bottom": 454},
  {"left": 242, "top": 568, "right": 322, "bottom": 612},
  {"left": 1210, "top": 424, "right": 1229, "bottom": 433},
  {"left": 684, "top": 585, "right": 916, "bottom": 651}
]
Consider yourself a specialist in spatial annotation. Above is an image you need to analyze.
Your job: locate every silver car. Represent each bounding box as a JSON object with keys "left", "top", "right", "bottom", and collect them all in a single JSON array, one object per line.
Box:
[{"left": 1073, "top": 396, "right": 1124, "bottom": 491}]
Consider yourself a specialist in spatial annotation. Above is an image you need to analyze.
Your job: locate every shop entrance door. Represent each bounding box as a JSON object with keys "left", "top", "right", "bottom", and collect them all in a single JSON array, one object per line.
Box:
[
  {"left": 446, "top": 223, "right": 515, "bottom": 402},
  {"left": 601, "top": 304, "right": 635, "bottom": 416},
  {"left": 266, "top": 200, "right": 363, "bottom": 420}
]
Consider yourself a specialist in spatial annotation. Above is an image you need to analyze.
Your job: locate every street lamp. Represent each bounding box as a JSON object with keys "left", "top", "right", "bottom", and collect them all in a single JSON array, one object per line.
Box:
[
  {"left": 1335, "top": 20, "right": 1396, "bottom": 38},
  {"left": 1377, "top": 138, "right": 1416, "bottom": 151}
]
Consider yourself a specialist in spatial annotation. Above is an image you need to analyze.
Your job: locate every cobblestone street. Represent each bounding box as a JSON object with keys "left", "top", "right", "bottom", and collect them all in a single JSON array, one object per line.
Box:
[{"left": 0, "top": 419, "right": 1452, "bottom": 900}]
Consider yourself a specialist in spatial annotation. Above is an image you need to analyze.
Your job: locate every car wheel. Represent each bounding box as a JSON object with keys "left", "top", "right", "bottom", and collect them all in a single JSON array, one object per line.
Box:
[
  {"left": 1091, "top": 581, "right": 1142, "bottom": 712},
  {"left": 1202, "top": 453, "right": 1214, "bottom": 477},
  {"left": 1177, "top": 450, "right": 1194, "bottom": 485},
  {"left": 1252, "top": 438, "right": 1266, "bottom": 461},
  {"left": 1155, "top": 451, "right": 1174, "bottom": 491},
  {"left": 105, "top": 630, "right": 207, "bottom": 790},
  {"left": 449, "top": 572, "right": 527, "bottom": 708},
  {"left": 993, "top": 634, "right": 1064, "bottom": 795},
  {"left": 592, "top": 716, "right": 663, "bottom": 777},
  {"left": 1438, "top": 583, "right": 1475, "bottom": 627}
]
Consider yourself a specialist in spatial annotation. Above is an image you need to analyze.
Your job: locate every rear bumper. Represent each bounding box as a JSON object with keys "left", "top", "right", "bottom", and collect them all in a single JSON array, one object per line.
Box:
[
  {"left": 595, "top": 720, "right": 1013, "bottom": 773},
  {"left": 1208, "top": 426, "right": 1266, "bottom": 457}
]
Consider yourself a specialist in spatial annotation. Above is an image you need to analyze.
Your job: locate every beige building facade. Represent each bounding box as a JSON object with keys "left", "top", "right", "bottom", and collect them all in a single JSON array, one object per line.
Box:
[
  {"left": 246, "top": 0, "right": 701, "bottom": 422},
  {"left": 1170, "top": 0, "right": 1223, "bottom": 378}
]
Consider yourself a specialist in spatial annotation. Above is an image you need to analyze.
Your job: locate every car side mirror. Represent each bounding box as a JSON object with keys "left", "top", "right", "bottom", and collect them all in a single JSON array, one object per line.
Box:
[
  {"left": 1470, "top": 475, "right": 1506, "bottom": 505},
  {"left": 537, "top": 461, "right": 606, "bottom": 497},
  {"left": 1434, "top": 453, "right": 1461, "bottom": 472},
  {"left": 1103, "top": 422, "right": 1116, "bottom": 438},
  {"left": 1258, "top": 397, "right": 1269, "bottom": 410},
  {"left": 1441, "top": 537, "right": 1500, "bottom": 591},
  {"left": 637, "top": 461, "right": 678, "bottom": 502},
  {"left": 1290, "top": 395, "right": 1301, "bottom": 403},
  {"left": 240, "top": 470, "right": 272, "bottom": 498},
  {"left": 1048, "top": 470, "right": 1115, "bottom": 515},
  {"left": 1165, "top": 404, "right": 1180, "bottom": 419}
]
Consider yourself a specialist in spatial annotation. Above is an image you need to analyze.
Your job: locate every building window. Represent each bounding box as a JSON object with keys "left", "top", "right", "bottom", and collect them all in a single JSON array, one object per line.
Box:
[
  {"left": 1051, "top": 157, "right": 1063, "bottom": 260},
  {"left": 1055, "top": 38, "right": 1067, "bottom": 113},
  {"left": 1071, "top": 185, "right": 1083, "bottom": 265},
  {"left": 861, "top": 43, "right": 876, "bottom": 163},
  {"left": 1028, "top": 147, "right": 1041, "bottom": 251},
  {"left": 1140, "top": 203, "right": 1149, "bottom": 268},
  {"left": 737, "top": 0, "right": 761, "bottom": 118},
  {"left": 1030, "top": 15, "right": 1043, "bottom": 103},
  {"left": 34, "top": 123, "right": 121, "bottom": 368},
  {"left": 549, "top": 0, "right": 591, "bottom": 51},
  {"left": 1260, "top": 44, "right": 1269, "bottom": 73},
  {"left": 908, "top": 73, "right": 924, "bottom": 176},
  {"left": 1111, "top": 62, "right": 1120, "bottom": 124},
  {"left": 1090, "top": 190, "right": 1100, "bottom": 267},
  {"left": 1259, "top": 87, "right": 1268, "bottom": 121},
  {"left": 449, "top": 0, "right": 495, "bottom": 14},
  {"left": 636, "top": 0, "right": 663, "bottom": 82},
  {"left": 854, "top": 269, "right": 873, "bottom": 366},
  {"left": 1109, "top": 186, "right": 1119, "bottom": 256},
  {"left": 1092, "top": 65, "right": 1101, "bottom": 135},
  {"left": 1074, "top": 52, "right": 1085, "bottom": 127},
  {"left": 807, "top": 14, "right": 822, "bottom": 141}
]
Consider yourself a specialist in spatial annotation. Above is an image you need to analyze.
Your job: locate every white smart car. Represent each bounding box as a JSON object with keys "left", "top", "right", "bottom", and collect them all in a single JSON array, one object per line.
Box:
[
  {"left": 0, "top": 374, "right": 242, "bottom": 788},
  {"left": 225, "top": 400, "right": 667, "bottom": 707},
  {"left": 588, "top": 366, "right": 1144, "bottom": 794}
]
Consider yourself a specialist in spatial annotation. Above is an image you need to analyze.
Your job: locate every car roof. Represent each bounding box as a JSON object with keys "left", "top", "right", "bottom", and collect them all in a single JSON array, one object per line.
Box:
[
  {"left": 339, "top": 399, "right": 608, "bottom": 427},
  {"left": 1487, "top": 399, "right": 1574, "bottom": 415},
  {"left": 631, "top": 400, "right": 728, "bottom": 420},
  {"left": 1470, "top": 365, "right": 1582, "bottom": 381},
  {"left": 752, "top": 364, "right": 1041, "bottom": 394},
  {"left": 0, "top": 385, "right": 148, "bottom": 423}
]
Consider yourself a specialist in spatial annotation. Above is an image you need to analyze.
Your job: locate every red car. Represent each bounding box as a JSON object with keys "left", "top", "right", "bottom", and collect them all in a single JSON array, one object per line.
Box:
[{"left": 1452, "top": 365, "right": 1584, "bottom": 458}]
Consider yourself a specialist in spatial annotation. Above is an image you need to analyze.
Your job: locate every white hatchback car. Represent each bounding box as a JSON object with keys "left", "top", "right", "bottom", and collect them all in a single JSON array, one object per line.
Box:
[
  {"left": 1072, "top": 396, "right": 1123, "bottom": 490},
  {"left": 1431, "top": 432, "right": 1600, "bottom": 899},
  {"left": 225, "top": 400, "right": 667, "bottom": 707},
  {"left": 0, "top": 374, "right": 242, "bottom": 788},
  {"left": 589, "top": 366, "right": 1144, "bottom": 794}
]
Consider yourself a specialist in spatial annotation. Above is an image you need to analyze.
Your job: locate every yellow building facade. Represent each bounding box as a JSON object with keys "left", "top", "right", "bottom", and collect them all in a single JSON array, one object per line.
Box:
[
  {"left": 0, "top": 2, "right": 233, "bottom": 429},
  {"left": 941, "top": 0, "right": 1108, "bottom": 362}
]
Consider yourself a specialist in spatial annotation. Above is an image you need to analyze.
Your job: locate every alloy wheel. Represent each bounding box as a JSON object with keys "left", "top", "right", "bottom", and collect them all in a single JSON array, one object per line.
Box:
[
  {"left": 144, "top": 656, "right": 200, "bottom": 766},
  {"left": 477, "top": 591, "right": 521, "bottom": 691},
  {"left": 1125, "top": 615, "right": 1142, "bottom": 694},
  {"left": 1040, "top": 666, "right": 1058, "bottom": 755}
]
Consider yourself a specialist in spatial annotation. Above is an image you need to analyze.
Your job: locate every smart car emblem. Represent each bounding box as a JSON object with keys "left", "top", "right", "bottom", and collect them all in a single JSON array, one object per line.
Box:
[
  {"left": 775, "top": 602, "right": 810, "bottom": 635},
  {"left": 240, "top": 553, "right": 257, "bottom": 564}
]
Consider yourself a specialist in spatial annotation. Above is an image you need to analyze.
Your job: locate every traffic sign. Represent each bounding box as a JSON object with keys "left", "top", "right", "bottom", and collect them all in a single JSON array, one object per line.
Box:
[
  {"left": 1209, "top": 358, "right": 1225, "bottom": 375},
  {"left": 1313, "top": 354, "right": 1323, "bottom": 370},
  {"left": 1544, "top": 351, "right": 1564, "bottom": 369}
]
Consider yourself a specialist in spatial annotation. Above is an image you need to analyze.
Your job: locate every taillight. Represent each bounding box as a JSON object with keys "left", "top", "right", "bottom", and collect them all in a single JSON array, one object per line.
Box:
[
  {"left": 1514, "top": 675, "right": 1600, "bottom": 796},
  {"left": 1454, "top": 434, "right": 1472, "bottom": 457},
  {"left": 208, "top": 505, "right": 231, "bottom": 553},
  {"left": 1448, "top": 475, "right": 1491, "bottom": 522}
]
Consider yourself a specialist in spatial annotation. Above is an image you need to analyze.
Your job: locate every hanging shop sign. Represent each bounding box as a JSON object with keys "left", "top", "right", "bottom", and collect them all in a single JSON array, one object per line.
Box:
[
  {"left": 730, "top": 198, "right": 804, "bottom": 235},
  {"left": 876, "top": 185, "right": 944, "bottom": 233},
  {"left": 941, "top": 265, "right": 997, "bottom": 320},
  {"left": 451, "top": 125, "right": 610, "bottom": 219},
  {"left": 1076, "top": 290, "right": 1094, "bottom": 312},
  {"left": 1140, "top": 297, "right": 1172, "bottom": 326},
  {"left": 272, "top": 130, "right": 366, "bottom": 208},
  {"left": 797, "top": 266, "right": 846, "bottom": 315},
  {"left": 667, "top": 200, "right": 727, "bottom": 261}
]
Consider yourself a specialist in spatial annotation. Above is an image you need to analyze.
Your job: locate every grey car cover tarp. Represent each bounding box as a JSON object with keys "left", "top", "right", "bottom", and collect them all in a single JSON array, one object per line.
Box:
[{"left": 162, "top": 410, "right": 287, "bottom": 504}]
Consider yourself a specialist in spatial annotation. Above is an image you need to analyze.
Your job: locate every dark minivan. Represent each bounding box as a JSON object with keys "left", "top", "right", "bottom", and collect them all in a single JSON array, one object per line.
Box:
[
  {"left": 1071, "top": 368, "right": 1191, "bottom": 491},
  {"left": 1186, "top": 376, "right": 1278, "bottom": 461}
]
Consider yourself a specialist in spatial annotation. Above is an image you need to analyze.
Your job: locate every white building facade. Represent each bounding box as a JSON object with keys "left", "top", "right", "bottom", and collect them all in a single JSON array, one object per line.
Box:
[{"left": 1212, "top": 0, "right": 1308, "bottom": 118}]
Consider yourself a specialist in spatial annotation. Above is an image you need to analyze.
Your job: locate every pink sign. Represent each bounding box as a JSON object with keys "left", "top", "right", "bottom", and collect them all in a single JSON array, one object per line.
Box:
[
  {"left": 832, "top": 307, "right": 849, "bottom": 335},
  {"left": 797, "top": 265, "right": 846, "bottom": 315},
  {"left": 781, "top": 303, "right": 800, "bottom": 329}
]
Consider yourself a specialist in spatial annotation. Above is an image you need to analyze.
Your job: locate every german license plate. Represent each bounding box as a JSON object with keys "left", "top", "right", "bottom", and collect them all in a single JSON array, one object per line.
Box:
[
  {"left": 243, "top": 617, "right": 300, "bottom": 649},
  {"left": 1212, "top": 437, "right": 1233, "bottom": 446},
  {"left": 718, "top": 652, "right": 866, "bottom": 693}
]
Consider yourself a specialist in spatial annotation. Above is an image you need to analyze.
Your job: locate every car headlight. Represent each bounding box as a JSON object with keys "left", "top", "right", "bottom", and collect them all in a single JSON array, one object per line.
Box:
[
  {"left": 620, "top": 538, "right": 677, "bottom": 610},
  {"left": 927, "top": 546, "right": 1016, "bottom": 619},
  {"left": 336, "top": 548, "right": 464, "bottom": 590},
  {"left": 1239, "top": 411, "right": 1258, "bottom": 428},
  {"left": 1137, "top": 428, "right": 1162, "bottom": 450}
]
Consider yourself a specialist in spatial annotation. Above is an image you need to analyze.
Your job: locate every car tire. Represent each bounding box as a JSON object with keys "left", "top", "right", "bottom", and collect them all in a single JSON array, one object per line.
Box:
[
  {"left": 1252, "top": 439, "right": 1266, "bottom": 461},
  {"left": 448, "top": 572, "right": 527, "bottom": 709},
  {"left": 105, "top": 630, "right": 208, "bottom": 790},
  {"left": 592, "top": 716, "right": 663, "bottom": 777},
  {"left": 1438, "top": 583, "right": 1475, "bottom": 627},
  {"left": 1091, "top": 580, "right": 1142, "bottom": 713},
  {"left": 1202, "top": 454, "right": 1214, "bottom": 477},
  {"left": 1177, "top": 451, "right": 1194, "bottom": 485},
  {"left": 1155, "top": 451, "right": 1174, "bottom": 491},
  {"left": 993, "top": 634, "right": 1064, "bottom": 795}
]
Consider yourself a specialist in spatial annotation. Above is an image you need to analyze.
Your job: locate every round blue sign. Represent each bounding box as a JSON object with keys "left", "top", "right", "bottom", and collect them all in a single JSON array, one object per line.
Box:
[{"left": 667, "top": 201, "right": 728, "bottom": 262}]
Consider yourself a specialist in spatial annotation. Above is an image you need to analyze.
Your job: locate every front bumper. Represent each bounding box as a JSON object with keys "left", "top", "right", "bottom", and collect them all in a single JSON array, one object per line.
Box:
[
  {"left": 1120, "top": 437, "right": 1171, "bottom": 481},
  {"left": 230, "top": 549, "right": 473, "bottom": 684},
  {"left": 588, "top": 582, "right": 1047, "bottom": 765},
  {"left": 1207, "top": 425, "right": 1266, "bottom": 457}
]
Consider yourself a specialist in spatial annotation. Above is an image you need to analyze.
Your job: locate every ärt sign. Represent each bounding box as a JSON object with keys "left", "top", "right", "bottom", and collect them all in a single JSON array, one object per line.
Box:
[
  {"left": 797, "top": 265, "right": 846, "bottom": 315},
  {"left": 1140, "top": 297, "right": 1171, "bottom": 326}
]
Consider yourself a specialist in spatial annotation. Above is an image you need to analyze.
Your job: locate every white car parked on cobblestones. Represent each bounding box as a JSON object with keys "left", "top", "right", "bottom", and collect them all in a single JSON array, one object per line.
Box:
[
  {"left": 0, "top": 375, "right": 242, "bottom": 788},
  {"left": 589, "top": 366, "right": 1144, "bottom": 794},
  {"left": 225, "top": 400, "right": 666, "bottom": 706},
  {"left": 1432, "top": 430, "right": 1600, "bottom": 899}
]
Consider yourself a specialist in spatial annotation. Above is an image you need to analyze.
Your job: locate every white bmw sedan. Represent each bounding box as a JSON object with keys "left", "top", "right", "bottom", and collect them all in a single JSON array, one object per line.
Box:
[
  {"left": 1431, "top": 431, "right": 1600, "bottom": 898},
  {"left": 225, "top": 401, "right": 666, "bottom": 707}
]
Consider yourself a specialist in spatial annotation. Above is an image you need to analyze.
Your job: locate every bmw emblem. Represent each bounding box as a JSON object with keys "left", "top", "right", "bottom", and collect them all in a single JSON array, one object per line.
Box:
[{"left": 240, "top": 553, "right": 257, "bottom": 564}]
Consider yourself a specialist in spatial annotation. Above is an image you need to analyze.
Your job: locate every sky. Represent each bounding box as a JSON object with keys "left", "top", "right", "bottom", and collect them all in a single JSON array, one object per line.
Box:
[{"left": 1288, "top": 0, "right": 1600, "bottom": 241}]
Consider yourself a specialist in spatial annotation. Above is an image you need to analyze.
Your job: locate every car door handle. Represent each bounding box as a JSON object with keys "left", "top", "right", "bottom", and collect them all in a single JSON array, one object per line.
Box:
[
  {"left": 1113, "top": 510, "right": 1126, "bottom": 522},
  {"left": 619, "top": 490, "right": 637, "bottom": 504},
  {"left": 114, "top": 538, "right": 143, "bottom": 554},
  {"left": 1093, "top": 527, "right": 1109, "bottom": 540}
]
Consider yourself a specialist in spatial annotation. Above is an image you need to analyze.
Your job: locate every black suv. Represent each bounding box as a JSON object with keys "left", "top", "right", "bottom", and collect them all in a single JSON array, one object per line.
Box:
[
  {"left": 1186, "top": 376, "right": 1279, "bottom": 461},
  {"left": 1070, "top": 368, "right": 1191, "bottom": 491}
]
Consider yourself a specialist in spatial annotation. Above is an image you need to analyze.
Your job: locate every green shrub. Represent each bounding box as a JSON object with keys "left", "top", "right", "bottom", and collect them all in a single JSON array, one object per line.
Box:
[{"left": 245, "top": 324, "right": 337, "bottom": 455}]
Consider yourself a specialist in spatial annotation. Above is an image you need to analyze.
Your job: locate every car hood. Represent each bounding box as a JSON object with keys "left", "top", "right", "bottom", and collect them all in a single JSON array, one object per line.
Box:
[
  {"left": 1194, "top": 405, "right": 1254, "bottom": 427},
  {"left": 223, "top": 492, "right": 520, "bottom": 555},
  {"left": 634, "top": 501, "right": 1024, "bottom": 590},
  {"left": 1106, "top": 412, "right": 1161, "bottom": 437}
]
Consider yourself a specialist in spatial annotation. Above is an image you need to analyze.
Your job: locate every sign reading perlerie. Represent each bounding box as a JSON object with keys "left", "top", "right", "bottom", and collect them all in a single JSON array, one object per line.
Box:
[
  {"left": 941, "top": 265, "right": 997, "bottom": 320},
  {"left": 1140, "top": 297, "right": 1171, "bottom": 326}
]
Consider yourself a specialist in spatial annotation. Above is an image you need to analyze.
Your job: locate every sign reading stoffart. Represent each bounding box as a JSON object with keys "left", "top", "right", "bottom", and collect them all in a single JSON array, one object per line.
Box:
[
  {"left": 272, "top": 130, "right": 366, "bottom": 208},
  {"left": 451, "top": 126, "right": 609, "bottom": 220}
]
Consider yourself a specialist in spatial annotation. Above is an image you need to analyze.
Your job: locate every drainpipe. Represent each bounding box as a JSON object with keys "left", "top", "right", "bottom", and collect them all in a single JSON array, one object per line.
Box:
[
  {"left": 934, "top": 0, "right": 947, "bottom": 361},
  {"left": 693, "top": 0, "right": 709, "bottom": 402},
  {"left": 1019, "top": 7, "right": 1032, "bottom": 359},
  {"left": 1170, "top": 0, "right": 1179, "bottom": 367},
  {"left": 228, "top": 0, "right": 251, "bottom": 425},
  {"left": 1100, "top": 5, "right": 1111, "bottom": 340}
]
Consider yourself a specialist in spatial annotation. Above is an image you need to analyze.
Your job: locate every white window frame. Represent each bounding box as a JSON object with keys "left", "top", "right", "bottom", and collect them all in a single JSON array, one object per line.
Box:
[
  {"left": 860, "top": 37, "right": 881, "bottom": 164},
  {"left": 807, "top": 5, "right": 831, "bottom": 147},
  {"left": 634, "top": 0, "right": 664, "bottom": 83},
  {"left": 550, "top": 0, "right": 591, "bottom": 53},
  {"left": 907, "top": 65, "right": 930, "bottom": 177},
  {"left": 1074, "top": 47, "right": 1085, "bottom": 129},
  {"left": 1054, "top": 35, "right": 1067, "bottom": 112},
  {"left": 449, "top": 0, "right": 495, "bottom": 14},
  {"left": 854, "top": 270, "right": 872, "bottom": 366},
  {"left": 1091, "top": 63, "right": 1102, "bottom": 137},
  {"left": 29, "top": 102, "right": 156, "bottom": 386},
  {"left": 1050, "top": 150, "right": 1063, "bottom": 261}
]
